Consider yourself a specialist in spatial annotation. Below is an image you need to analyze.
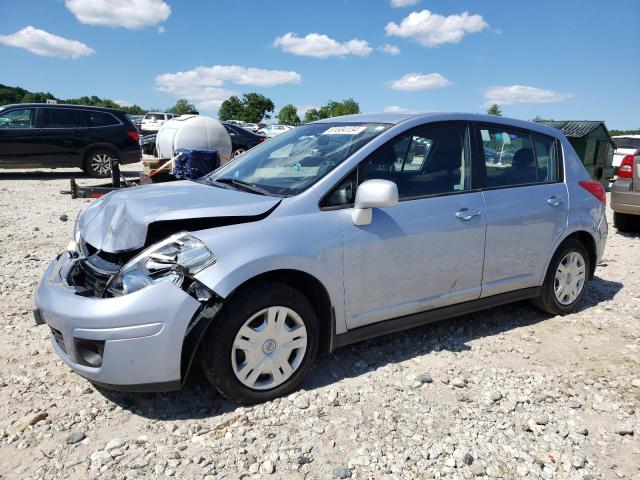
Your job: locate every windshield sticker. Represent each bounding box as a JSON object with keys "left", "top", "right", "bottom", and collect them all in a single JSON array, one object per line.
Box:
[{"left": 322, "top": 126, "right": 367, "bottom": 135}]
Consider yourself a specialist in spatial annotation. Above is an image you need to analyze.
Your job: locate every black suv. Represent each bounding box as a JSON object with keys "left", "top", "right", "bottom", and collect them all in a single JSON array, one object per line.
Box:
[{"left": 0, "top": 103, "right": 141, "bottom": 177}]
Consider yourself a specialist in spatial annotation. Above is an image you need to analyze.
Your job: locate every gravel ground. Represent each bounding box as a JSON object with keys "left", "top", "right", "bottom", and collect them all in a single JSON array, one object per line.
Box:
[{"left": 0, "top": 166, "right": 639, "bottom": 480}]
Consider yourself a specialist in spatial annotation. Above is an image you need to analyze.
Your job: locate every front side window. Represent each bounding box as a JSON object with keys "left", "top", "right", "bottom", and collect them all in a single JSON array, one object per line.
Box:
[
  {"left": 479, "top": 126, "right": 537, "bottom": 187},
  {"left": 41, "top": 108, "right": 80, "bottom": 128},
  {"left": 204, "top": 122, "right": 390, "bottom": 197},
  {"left": 359, "top": 123, "right": 471, "bottom": 198},
  {"left": 0, "top": 108, "right": 34, "bottom": 128}
]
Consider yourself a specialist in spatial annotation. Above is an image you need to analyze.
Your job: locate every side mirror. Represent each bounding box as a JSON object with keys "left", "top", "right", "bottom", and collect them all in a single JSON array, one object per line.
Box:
[{"left": 352, "top": 179, "right": 398, "bottom": 226}]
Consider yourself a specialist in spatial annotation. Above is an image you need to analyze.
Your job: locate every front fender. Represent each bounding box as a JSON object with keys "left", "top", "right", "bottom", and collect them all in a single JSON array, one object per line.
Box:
[{"left": 191, "top": 210, "right": 347, "bottom": 334}]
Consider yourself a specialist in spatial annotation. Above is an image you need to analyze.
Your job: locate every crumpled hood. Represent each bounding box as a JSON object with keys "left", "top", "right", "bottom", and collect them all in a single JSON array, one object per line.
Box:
[{"left": 78, "top": 181, "right": 280, "bottom": 253}]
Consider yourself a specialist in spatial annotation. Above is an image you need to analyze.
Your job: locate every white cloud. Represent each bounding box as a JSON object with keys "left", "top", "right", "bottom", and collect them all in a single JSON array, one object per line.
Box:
[
  {"left": 385, "top": 9, "right": 488, "bottom": 47},
  {"left": 65, "top": 0, "right": 170, "bottom": 29},
  {"left": 114, "top": 99, "right": 131, "bottom": 107},
  {"left": 0, "top": 26, "right": 94, "bottom": 59},
  {"left": 379, "top": 43, "right": 401, "bottom": 55},
  {"left": 273, "top": 32, "right": 372, "bottom": 58},
  {"left": 155, "top": 65, "right": 302, "bottom": 110},
  {"left": 383, "top": 105, "right": 416, "bottom": 113},
  {"left": 389, "top": 73, "right": 451, "bottom": 91},
  {"left": 484, "top": 85, "right": 573, "bottom": 105},
  {"left": 390, "top": 0, "right": 421, "bottom": 7}
]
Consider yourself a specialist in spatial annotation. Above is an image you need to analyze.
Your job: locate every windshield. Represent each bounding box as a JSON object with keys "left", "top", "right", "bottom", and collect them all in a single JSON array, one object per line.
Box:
[
  {"left": 205, "top": 122, "right": 390, "bottom": 196},
  {"left": 613, "top": 138, "right": 640, "bottom": 150},
  {"left": 144, "top": 114, "right": 164, "bottom": 121}
]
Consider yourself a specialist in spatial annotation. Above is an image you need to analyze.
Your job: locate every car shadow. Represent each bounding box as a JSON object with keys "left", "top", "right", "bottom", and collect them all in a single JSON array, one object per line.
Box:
[
  {"left": 95, "top": 276, "right": 623, "bottom": 421},
  {"left": 0, "top": 170, "right": 142, "bottom": 181}
]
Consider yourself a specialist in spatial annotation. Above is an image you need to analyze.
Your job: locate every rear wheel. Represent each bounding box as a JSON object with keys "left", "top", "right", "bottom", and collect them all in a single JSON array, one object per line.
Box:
[
  {"left": 232, "top": 147, "right": 247, "bottom": 158},
  {"left": 532, "top": 238, "right": 590, "bottom": 315},
  {"left": 200, "top": 282, "right": 319, "bottom": 404},
  {"left": 613, "top": 211, "right": 640, "bottom": 233},
  {"left": 83, "top": 150, "right": 115, "bottom": 178}
]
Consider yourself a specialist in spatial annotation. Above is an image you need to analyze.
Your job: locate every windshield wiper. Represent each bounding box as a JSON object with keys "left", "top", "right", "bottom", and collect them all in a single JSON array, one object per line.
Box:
[{"left": 214, "top": 178, "right": 272, "bottom": 196}]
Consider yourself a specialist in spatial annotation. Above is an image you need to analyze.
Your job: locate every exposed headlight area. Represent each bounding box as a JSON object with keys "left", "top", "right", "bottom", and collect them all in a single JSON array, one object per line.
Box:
[{"left": 105, "top": 233, "right": 216, "bottom": 297}]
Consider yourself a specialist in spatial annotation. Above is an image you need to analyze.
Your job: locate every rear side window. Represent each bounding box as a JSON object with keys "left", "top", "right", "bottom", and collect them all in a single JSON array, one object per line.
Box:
[
  {"left": 613, "top": 138, "right": 640, "bottom": 149},
  {"left": 41, "top": 108, "right": 82, "bottom": 128},
  {"left": 0, "top": 108, "right": 34, "bottom": 128},
  {"left": 88, "top": 111, "right": 119, "bottom": 127},
  {"left": 532, "top": 135, "right": 559, "bottom": 182},
  {"left": 479, "top": 127, "right": 537, "bottom": 187}
]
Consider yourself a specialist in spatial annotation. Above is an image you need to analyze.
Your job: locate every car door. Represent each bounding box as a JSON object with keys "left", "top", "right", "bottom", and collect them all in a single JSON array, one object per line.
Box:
[
  {"left": 328, "top": 122, "right": 487, "bottom": 329},
  {"left": 475, "top": 124, "right": 568, "bottom": 297},
  {"left": 0, "top": 107, "right": 38, "bottom": 167},
  {"left": 34, "top": 108, "right": 88, "bottom": 166}
]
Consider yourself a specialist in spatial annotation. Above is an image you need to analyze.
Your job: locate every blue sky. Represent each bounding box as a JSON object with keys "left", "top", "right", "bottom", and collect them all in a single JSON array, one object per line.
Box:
[{"left": 0, "top": 0, "right": 638, "bottom": 129}]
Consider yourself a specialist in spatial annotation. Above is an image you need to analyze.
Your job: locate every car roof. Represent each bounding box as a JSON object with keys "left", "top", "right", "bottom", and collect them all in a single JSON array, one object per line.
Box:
[
  {"left": 612, "top": 134, "right": 640, "bottom": 139},
  {"left": 0, "top": 103, "right": 125, "bottom": 113},
  {"left": 312, "top": 112, "right": 563, "bottom": 138}
]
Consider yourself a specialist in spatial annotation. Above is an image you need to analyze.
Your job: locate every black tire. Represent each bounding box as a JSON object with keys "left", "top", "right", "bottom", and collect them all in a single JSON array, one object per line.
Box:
[
  {"left": 531, "top": 238, "right": 591, "bottom": 315},
  {"left": 613, "top": 212, "right": 640, "bottom": 233},
  {"left": 83, "top": 149, "right": 116, "bottom": 178},
  {"left": 232, "top": 147, "right": 247, "bottom": 158},
  {"left": 200, "top": 282, "right": 319, "bottom": 404}
]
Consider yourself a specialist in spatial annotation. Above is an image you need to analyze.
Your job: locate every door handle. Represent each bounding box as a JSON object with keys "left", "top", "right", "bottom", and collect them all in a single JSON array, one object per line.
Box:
[
  {"left": 546, "top": 196, "right": 563, "bottom": 207},
  {"left": 455, "top": 208, "right": 481, "bottom": 221}
]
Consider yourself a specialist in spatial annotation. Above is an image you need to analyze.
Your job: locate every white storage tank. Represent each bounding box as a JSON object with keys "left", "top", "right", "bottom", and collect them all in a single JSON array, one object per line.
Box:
[{"left": 156, "top": 115, "right": 232, "bottom": 164}]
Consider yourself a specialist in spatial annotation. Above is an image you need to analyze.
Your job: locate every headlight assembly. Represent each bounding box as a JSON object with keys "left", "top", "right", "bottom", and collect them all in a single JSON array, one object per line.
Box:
[{"left": 105, "top": 232, "right": 216, "bottom": 297}]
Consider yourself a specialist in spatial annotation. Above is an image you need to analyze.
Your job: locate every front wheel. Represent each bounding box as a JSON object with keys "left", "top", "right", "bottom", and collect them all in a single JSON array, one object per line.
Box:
[
  {"left": 200, "top": 282, "right": 319, "bottom": 404},
  {"left": 532, "top": 239, "right": 590, "bottom": 315},
  {"left": 83, "top": 150, "right": 115, "bottom": 178}
]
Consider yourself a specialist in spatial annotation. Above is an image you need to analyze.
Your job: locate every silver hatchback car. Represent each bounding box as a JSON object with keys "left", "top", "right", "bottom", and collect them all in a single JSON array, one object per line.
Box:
[{"left": 34, "top": 113, "right": 608, "bottom": 403}]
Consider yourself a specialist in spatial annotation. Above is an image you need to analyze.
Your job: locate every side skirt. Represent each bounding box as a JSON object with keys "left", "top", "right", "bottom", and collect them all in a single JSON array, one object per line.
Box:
[{"left": 331, "top": 287, "right": 541, "bottom": 351}]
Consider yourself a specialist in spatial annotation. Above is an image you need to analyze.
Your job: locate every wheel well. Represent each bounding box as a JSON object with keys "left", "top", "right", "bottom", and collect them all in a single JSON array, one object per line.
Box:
[
  {"left": 230, "top": 270, "right": 334, "bottom": 353},
  {"left": 83, "top": 144, "right": 119, "bottom": 162},
  {"left": 563, "top": 231, "right": 597, "bottom": 279}
]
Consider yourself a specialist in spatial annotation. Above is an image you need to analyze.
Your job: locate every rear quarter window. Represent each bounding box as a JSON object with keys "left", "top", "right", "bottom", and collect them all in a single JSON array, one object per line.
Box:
[{"left": 88, "top": 111, "right": 120, "bottom": 127}]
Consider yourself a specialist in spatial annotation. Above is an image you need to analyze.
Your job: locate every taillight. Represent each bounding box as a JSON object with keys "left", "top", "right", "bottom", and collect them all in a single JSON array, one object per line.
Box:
[
  {"left": 257, "top": 136, "right": 265, "bottom": 143},
  {"left": 126, "top": 130, "right": 139, "bottom": 142},
  {"left": 578, "top": 180, "right": 606, "bottom": 206},
  {"left": 618, "top": 154, "right": 634, "bottom": 179}
]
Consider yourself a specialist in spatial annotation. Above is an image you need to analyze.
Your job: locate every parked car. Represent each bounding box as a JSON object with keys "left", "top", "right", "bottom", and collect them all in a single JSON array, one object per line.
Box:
[
  {"left": 223, "top": 122, "right": 265, "bottom": 157},
  {"left": 612, "top": 135, "right": 640, "bottom": 172},
  {"left": 259, "top": 124, "right": 292, "bottom": 138},
  {"left": 127, "top": 114, "right": 144, "bottom": 131},
  {"left": 141, "top": 112, "right": 174, "bottom": 133},
  {"left": 33, "top": 113, "right": 607, "bottom": 403},
  {"left": 140, "top": 133, "right": 157, "bottom": 156},
  {"left": 611, "top": 146, "right": 640, "bottom": 232},
  {"left": 0, "top": 103, "right": 141, "bottom": 177},
  {"left": 239, "top": 122, "right": 260, "bottom": 133}
]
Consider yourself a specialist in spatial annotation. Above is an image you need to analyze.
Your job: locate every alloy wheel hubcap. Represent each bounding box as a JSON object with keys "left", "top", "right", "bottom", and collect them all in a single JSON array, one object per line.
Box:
[
  {"left": 554, "top": 251, "right": 586, "bottom": 305},
  {"left": 231, "top": 306, "right": 307, "bottom": 390},
  {"left": 91, "top": 153, "right": 112, "bottom": 175},
  {"left": 233, "top": 149, "right": 246, "bottom": 157}
]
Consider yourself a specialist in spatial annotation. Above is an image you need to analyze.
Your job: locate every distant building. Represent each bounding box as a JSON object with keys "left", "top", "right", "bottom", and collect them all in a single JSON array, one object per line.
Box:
[{"left": 537, "top": 120, "right": 615, "bottom": 187}]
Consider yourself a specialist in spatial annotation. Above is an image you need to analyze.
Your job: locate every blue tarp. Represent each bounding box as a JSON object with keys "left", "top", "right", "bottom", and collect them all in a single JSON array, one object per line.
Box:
[{"left": 173, "top": 149, "right": 220, "bottom": 179}]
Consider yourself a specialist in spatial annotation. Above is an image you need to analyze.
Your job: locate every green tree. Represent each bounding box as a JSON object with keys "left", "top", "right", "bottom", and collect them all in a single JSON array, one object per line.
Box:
[
  {"left": 219, "top": 93, "right": 275, "bottom": 123},
  {"left": 240, "top": 93, "right": 275, "bottom": 123},
  {"left": 218, "top": 95, "right": 245, "bottom": 121},
  {"left": 303, "top": 108, "right": 321, "bottom": 123},
  {"left": 168, "top": 98, "right": 196, "bottom": 116},
  {"left": 487, "top": 104, "right": 502, "bottom": 116},
  {"left": 277, "top": 104, "right": 301, "bottom": 126},
  {"left": 303, "top": 99, "right": 360, "bottom": 123}
]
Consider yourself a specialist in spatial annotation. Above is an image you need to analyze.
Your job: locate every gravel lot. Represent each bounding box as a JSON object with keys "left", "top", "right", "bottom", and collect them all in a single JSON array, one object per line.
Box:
[{"left": 1, "top": 166, "right": 639, "bottom": 480}]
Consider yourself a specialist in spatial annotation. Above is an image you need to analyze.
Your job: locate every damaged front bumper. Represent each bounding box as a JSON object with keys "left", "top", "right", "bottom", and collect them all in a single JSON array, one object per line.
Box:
[{"left": 33, "top": 252, "right": 204, "bottom": 391}]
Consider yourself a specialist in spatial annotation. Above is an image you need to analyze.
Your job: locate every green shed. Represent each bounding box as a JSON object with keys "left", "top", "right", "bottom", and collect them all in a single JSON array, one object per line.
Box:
[{"left": 536, "top": 120, "right": 615, "bottom": 187}]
